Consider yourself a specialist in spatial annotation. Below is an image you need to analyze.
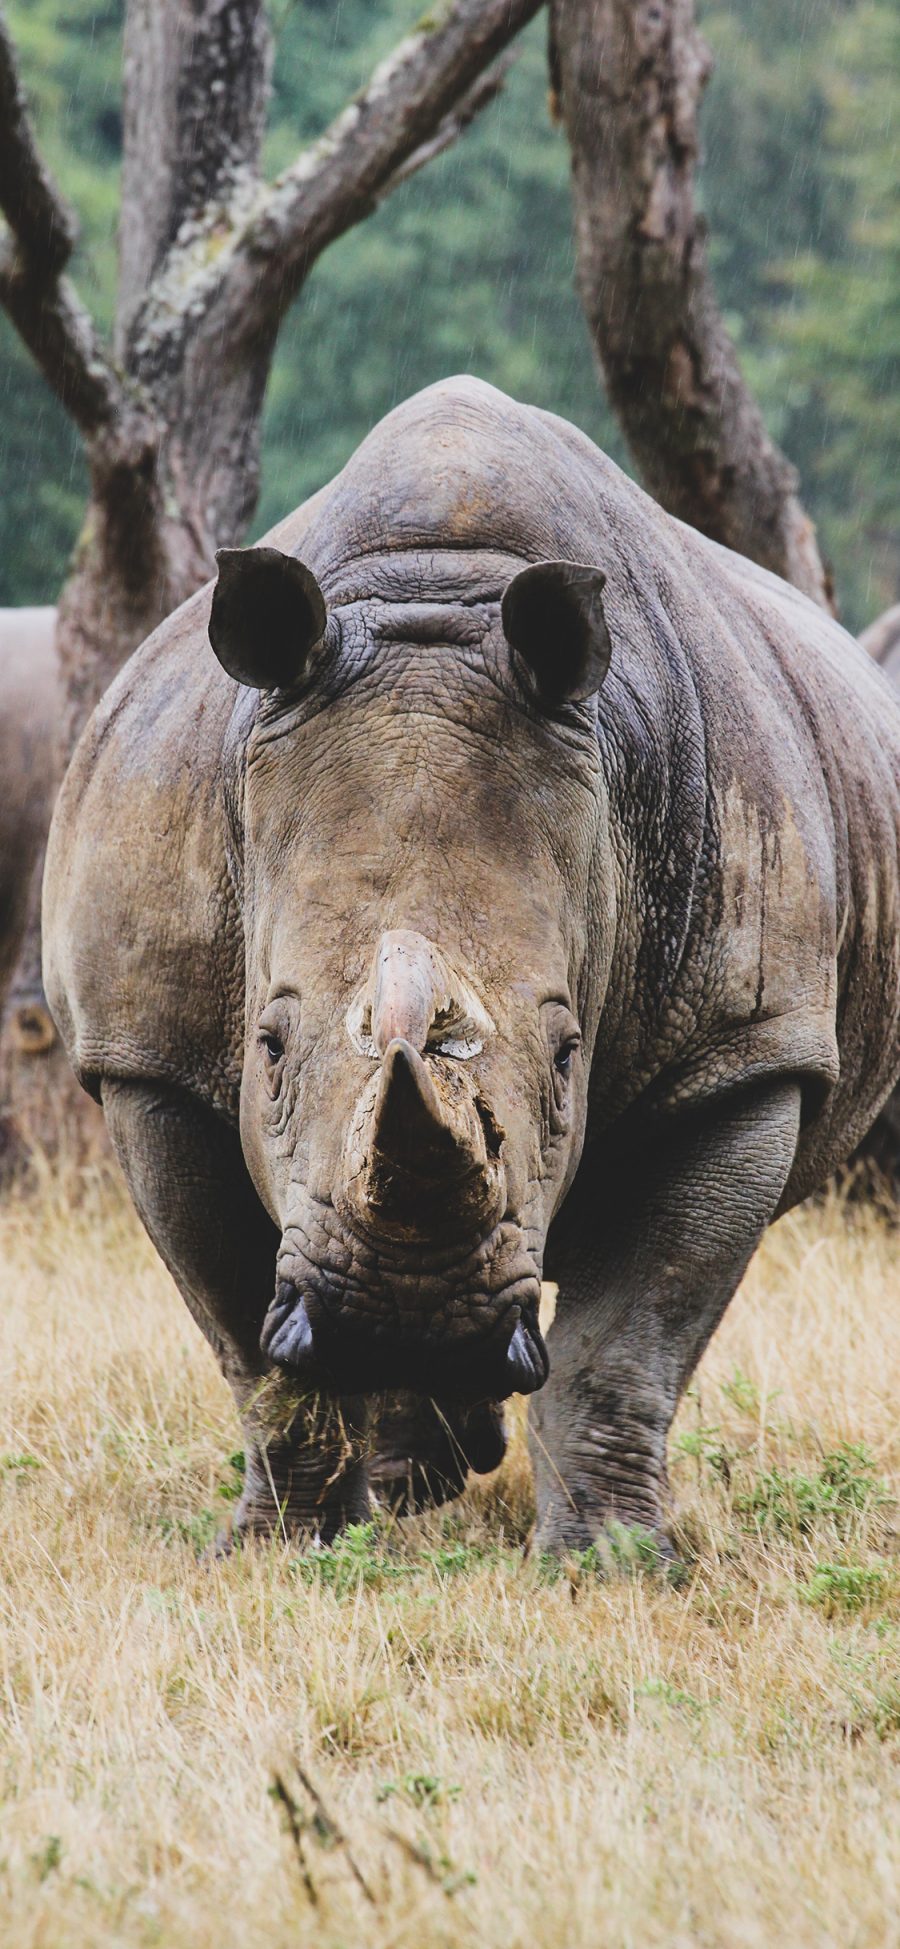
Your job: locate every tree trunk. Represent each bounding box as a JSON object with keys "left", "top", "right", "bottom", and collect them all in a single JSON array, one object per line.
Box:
[{"left": 549, "top": 0, "right": 833, "bottom": 608}]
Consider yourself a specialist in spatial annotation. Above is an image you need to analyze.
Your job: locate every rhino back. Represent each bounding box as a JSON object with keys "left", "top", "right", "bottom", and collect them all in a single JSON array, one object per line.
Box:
[
  {"left": 853, "top": 603, "right": 900, "bottom": 1183},
  {"left": 860, "top": 602, "right": 900, "bottom": 686},
  {"left": 511, "top": 399, "right": 900, "bottom": 1191}
]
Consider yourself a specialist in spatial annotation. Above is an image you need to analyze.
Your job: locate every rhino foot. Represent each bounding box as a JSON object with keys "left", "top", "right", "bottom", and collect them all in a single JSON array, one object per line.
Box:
[
  {"left": 369, "top": 1393, "right": 507, "bottom": 1515},
  {"left": 224, "top": 1382, "right": 372, "bottom": 1544},
  {"left": 532, "top": 1510, "right": 680, "bottom": 1578},
  {"left": 225, "top": 1460, "right": 372, "bottom": 1545}
]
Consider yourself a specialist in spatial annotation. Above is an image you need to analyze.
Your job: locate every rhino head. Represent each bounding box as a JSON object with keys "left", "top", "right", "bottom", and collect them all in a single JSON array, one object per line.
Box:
[{"left": 208, "top": 537, "right": 613, "bottom": 1406}]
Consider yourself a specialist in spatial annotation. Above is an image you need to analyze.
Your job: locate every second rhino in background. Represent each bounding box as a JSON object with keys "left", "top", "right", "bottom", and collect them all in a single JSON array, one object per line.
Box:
[{"left": 0, "top": 608, "right": 58, "bottom": 1048}]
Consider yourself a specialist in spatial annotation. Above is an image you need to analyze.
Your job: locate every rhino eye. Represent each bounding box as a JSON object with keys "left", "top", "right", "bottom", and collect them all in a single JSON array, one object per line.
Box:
[
  {"left": 259, "top": 1029, "right": 285, "bottom": 1065},
  {"left": 554, "top": 1037, "right": 580, "bottom": 1078}
]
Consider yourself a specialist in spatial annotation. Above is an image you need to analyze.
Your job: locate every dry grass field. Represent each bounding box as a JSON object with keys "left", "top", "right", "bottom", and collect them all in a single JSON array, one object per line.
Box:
[{"left": 1, "top": 1166, "right": 898, "bottom": 1949}]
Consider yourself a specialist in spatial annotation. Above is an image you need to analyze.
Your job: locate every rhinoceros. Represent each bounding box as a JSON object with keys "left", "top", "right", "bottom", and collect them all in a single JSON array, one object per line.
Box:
[
  {"left": 43, "top": 380, "right": 900, "bottom": 1552},
  {"left": 0, "top": 608, "right": 58, "bottom": 1040}
]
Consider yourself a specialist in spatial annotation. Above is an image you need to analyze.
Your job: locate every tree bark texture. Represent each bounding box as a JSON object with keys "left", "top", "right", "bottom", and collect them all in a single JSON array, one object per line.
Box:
[{"left": 549, "top": 0, "right": 833, "bottom": 608}]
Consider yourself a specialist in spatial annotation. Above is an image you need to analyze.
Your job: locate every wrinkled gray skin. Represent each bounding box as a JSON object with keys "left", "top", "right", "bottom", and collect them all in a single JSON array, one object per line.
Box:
[
  {"left": 857, "top": 603, "right": 900, "bottom": 1184},
  {"left": 0, "top": 610, "right": 58, "bottom": 1035},
  {"left": 44, "top": 381, "right": 900, "bottom": 1552}
]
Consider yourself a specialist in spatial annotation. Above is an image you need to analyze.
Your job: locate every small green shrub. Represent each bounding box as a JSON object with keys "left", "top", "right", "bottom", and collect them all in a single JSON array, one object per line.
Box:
[
  {"left": 32, "top": 1836, "right": 62, "bottom": 1882},
  {"left": 0, "top": 1451, "right": 42, "bottom": 1475},
  {"left": 564, "top": 1523, "right": 668, "bottom": 1584},
  {"left": 832, "top": 1643, "right": 900, "bottom": 1741},
  {"left": 290, "top": 1522, "right": 412, "bottom": 1596},
  {"left": 635, "top": 1677, "right": 707, "bottom": 1716},
  {"left": 798, "top": 1560, "right": 892, "bottom": 1615},
  {"left": 157, "top": 1508, "right": 218, "bottom": 1553},
  {"left": 674, "top": 1425, "right": 733, "bottom": 1481},
  {"left": 736, "top": 1443, "right": 887, "bottom": 1538},
  {"left": 720, "top": 1370, "right": 762, "bottom": 1413},
  {"left": 216, "top": 1451, "right": 245, "bottom": 1502}
]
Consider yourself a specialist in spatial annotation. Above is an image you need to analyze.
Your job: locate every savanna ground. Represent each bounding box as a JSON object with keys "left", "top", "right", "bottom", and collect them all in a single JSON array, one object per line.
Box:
[{"left": 1, "top": 1166, "right": 898, "bottom": 1949}]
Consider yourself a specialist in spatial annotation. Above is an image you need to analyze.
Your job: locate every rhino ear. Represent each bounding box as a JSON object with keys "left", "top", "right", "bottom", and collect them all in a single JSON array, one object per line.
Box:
[
  {"left": 209, "top": 547, "right": 328, "bottom": 690},
  {"left": 501, "top": 560, "right": 611, "bottom": 706}
]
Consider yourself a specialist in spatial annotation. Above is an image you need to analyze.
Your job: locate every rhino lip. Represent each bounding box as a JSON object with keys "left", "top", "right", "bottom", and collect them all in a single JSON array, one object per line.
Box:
[
  {"left": 261, "top": 1281, "right": 318, "bottom": 1376},
  {"left": 504, "top": 1318, "right": 549, "bottom": 1394},
  {"left": 260, "top": 1280, "right": 549, "bottom": 1403}
]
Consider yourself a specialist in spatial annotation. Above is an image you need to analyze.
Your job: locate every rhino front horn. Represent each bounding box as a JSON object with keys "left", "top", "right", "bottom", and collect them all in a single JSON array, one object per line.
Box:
[
  {"left": 371, "top": 1039, "right": 463, "bottom": 1179},
  {"left": 361, "top": 1038, "right": 505, "bottom": 1233}
]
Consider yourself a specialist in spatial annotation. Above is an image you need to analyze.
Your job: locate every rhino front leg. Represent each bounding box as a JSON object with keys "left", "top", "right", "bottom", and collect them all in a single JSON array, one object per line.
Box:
[
  {"left": 531, "top": 1079, "right": 802, "bottom": 1556},
  {"left": 101, "top": 1081, "right": 370, "bottom": 1542}
]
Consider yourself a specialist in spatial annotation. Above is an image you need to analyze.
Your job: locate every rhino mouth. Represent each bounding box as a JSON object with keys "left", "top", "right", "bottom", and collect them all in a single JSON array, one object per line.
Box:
[
  {"left": 262, "top": 1195, "right": 548, "bottom": 1402},
  {"left": 260, "top": 1277, "right": 549, "bottom": 1404}
]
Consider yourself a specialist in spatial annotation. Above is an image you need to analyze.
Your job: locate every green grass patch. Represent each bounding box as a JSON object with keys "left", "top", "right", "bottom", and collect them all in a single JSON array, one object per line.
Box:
[
  {"left": 736, "top": 1443, "right": 888, "bottom": 1538},
  {"left": 798, "top": 1560, "right": 893, "bottom": 1615}
]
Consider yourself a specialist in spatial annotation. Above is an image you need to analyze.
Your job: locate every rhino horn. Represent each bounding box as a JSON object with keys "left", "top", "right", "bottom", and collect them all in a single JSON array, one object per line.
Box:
[
  {"left": 372, "top": 1039, "right": 472, "bottom": 1180},
  {"left": 363, "top": 1038, "right": 504, "bottom": 1230},
  {"left": 346, "top": 929, "right": 494, "bottom": 1063}
]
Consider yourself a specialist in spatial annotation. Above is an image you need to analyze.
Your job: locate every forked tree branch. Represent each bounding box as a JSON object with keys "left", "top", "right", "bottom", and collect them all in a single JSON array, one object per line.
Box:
[
  {"left": 0, "top": 8, "right": 75, "bottom": 270},
  {"left": 2, "top": 0, "right": 539, "bottom": 573},
  {"left": 0, "top": 236, "right": 140, "bottom": 440},
  {"left": 233, "top": 0, "right": 544, "bottom": 333},
  {"left": 0, "top": 9, "right": 143, "bottom": 441},
  {"left": 131, "top": 0, "right": 543, "bottom": 373}
]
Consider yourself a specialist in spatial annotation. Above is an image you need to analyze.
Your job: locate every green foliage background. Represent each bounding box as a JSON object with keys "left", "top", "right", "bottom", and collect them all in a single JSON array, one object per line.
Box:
[{"left": 1, "top": 0, "right": 897, "bottom": 630}]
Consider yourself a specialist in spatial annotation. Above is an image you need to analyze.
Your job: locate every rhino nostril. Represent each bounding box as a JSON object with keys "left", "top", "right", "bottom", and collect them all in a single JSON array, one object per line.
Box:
[{"left": 475, "top": 1092, "right": 505, "bottom": 1159}]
